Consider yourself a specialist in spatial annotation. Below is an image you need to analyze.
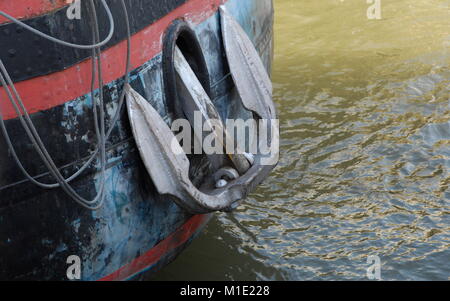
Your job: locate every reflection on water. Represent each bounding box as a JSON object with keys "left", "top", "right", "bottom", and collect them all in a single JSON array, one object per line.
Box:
[{"left": 153, "top": 0, "right": 450, "bottom": 280}]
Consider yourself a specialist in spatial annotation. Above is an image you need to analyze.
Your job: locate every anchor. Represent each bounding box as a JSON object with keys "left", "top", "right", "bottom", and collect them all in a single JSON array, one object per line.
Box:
[{"left": 126, "top": 6, "right": 279, "bottom": 214}]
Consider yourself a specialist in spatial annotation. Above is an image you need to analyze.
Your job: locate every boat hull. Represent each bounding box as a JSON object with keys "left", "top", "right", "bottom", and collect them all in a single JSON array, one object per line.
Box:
[{"left": 0, "top": 0, "right": 273, "bottom": 280}]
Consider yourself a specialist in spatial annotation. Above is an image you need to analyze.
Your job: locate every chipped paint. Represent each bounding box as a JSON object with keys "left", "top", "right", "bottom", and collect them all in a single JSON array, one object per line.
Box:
[{"left": 0, "top": 0, "right": 274, "bottom": 280}]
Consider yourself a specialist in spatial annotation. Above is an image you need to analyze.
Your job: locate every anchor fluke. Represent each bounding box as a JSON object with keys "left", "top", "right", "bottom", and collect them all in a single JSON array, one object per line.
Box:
[{"left": 219, "top": 5, "right": 276, "bottom": 121}]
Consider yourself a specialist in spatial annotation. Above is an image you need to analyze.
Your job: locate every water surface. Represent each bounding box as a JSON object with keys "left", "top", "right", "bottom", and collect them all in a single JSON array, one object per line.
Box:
[{"left": 153, "top": 0, "right": 450, "bottom": 280}]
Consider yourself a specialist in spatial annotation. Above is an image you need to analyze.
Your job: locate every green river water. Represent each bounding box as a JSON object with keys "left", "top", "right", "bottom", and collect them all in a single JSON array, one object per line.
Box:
[{"left": 153, "top": 0, "right": 450, "bottom": 280}]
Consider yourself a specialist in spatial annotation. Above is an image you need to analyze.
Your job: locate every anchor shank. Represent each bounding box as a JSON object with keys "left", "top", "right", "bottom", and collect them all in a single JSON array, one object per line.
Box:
[{"left": 174, "top": 47, "right": 251, "bottom": 174}]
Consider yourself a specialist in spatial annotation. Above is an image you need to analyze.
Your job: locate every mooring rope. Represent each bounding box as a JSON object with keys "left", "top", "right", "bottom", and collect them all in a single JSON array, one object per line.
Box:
[{"left": 0, "top": 0, "right": 132, "bottom": 210}]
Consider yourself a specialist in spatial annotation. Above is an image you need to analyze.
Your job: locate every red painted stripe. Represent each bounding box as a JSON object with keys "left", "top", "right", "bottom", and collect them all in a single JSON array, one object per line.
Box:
[
  {"left": 0, "top": 0, "right": 68, "bottom": 24},
  {"left": 0, "top": 0, "right": 225, "bottom": 120},
  {"left": 98, "top": 214, "right": 210, "bottom": 281}
]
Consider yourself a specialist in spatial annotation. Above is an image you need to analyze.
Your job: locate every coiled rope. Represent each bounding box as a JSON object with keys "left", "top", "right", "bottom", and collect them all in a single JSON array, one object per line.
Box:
[{"left": 0, "top": 0, "right": 132, "bottom": 210}]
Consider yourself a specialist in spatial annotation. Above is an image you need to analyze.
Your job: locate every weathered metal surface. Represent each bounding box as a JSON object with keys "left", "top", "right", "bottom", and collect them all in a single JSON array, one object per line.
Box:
[
  {"left": 0, "top": 0, "right": 274, "bottom": 280},
  {"left": 0, "top": 0, "right": 68, "bottom": 24},
  {"left": 99, "top": 214, "right": 211, "bottom": 281}
]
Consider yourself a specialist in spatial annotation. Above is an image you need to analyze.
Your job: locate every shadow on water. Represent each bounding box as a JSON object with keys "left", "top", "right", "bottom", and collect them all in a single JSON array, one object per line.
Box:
[{"left": 152, "top": 0, "right": 450, "bottom": 280}]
